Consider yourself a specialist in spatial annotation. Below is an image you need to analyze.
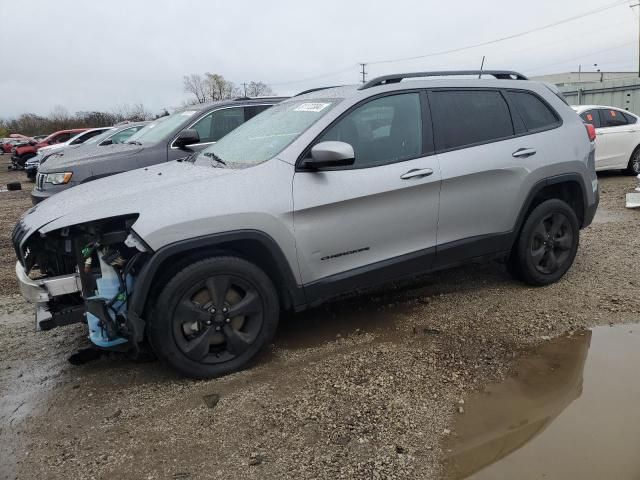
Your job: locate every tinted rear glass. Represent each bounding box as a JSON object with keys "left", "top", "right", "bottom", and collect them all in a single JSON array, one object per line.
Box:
[
  {"left": 430, "top": 90, "right": 514, "bottom": 151},
  {"left": 579, "top": 110, "right": 601, "bottom": 128},
  {"left": 506, "top": 91, "right": 559, "bottom": 132}
]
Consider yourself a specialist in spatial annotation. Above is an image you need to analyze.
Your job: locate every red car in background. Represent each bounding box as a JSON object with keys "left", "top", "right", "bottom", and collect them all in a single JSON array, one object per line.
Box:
[{"left": 12, "top": 128, "right": 88, "bottom": 167}]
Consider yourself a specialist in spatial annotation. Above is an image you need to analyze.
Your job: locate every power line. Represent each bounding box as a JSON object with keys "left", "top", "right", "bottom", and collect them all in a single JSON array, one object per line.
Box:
[
  {"left": 525, "top": 41, "right": 636, "bottom": 73},
  {"left": 365, "top": 0, "right": 630, "bottom": 65},
  {"left": 266, "top": 0, "right": 630, "bottom": 88}
]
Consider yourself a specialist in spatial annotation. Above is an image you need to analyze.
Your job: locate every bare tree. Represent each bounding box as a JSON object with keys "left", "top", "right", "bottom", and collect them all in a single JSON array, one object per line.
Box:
[
  {"left": 245, "top": 81, "right": 275, "bottom": 97},
  {"left": 204, "top": 73, "right": 240, "bottom": 101},
  {"left": 183, "top": 74, "right": 207, "bottom": 104}
]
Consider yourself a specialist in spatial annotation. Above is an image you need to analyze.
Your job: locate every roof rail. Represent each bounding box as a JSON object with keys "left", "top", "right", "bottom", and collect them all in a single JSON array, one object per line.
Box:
[
  {"left": 359, "top": 70, "right": 529, "bottom": 90},
  {"left": 295, "top": 85, "right": 344, "bottom": 96}
]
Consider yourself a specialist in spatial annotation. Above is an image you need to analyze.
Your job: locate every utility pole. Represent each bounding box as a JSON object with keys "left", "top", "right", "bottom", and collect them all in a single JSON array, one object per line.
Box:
[
  {"left": 478, "top": 56, "right": 485, "bottom": 78},
  {"left": 359, "top": 63, "right": 367, "bottom": 84},
  {"left": 242, "top": 83, "right": 247, "bottom": 97},
  {"left": 632, "top": 4, "right": 640, "bottom": 77}
]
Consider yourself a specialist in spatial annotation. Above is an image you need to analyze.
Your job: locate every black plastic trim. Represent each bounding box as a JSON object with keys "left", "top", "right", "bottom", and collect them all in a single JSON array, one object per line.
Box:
[
  {"left": 128, "top": 230, "right": 305, "bottom": 317},
  {"left": 304, "top": 246, "right": 436, "bottom": 306}
]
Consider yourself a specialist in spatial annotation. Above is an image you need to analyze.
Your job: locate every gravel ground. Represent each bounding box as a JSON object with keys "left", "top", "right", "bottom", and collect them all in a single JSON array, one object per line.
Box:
[{"left": 0, "top": 154, "right": 638, "bottom": 480}]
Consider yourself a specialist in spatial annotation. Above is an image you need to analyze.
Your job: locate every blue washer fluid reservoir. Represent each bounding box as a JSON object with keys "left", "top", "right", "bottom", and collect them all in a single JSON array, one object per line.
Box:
[{"left": 86, "top": 252, "right": 132, "bottom": 348}]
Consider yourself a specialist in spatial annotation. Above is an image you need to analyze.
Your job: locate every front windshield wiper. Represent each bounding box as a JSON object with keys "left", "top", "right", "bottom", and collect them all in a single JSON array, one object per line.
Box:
[
  {"left": 203, "top": 152, "right": 227, "bottom": 167},
  {"left": 127, "top": 140, "right": 142, "bottom": 145}
]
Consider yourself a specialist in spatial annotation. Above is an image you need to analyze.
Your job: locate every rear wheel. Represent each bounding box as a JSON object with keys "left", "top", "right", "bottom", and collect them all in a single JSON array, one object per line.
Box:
[
  {"left": 626, "top": 146, "right": 640, "bottom": 175},
  {"left": 510, "top": 199, "right": 579, "bottom": 286},
  {"left": 149, "top": 256, "right": 279, "bottom": 379}
]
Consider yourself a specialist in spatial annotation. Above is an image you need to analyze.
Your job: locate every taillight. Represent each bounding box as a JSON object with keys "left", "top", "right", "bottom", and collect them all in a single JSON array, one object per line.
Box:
[{"left": 585, "top": 123, "right": 596, "bottom": 142}]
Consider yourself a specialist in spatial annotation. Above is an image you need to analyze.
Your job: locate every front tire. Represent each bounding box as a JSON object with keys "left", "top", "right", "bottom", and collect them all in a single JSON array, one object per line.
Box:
[
  {"left": 149, "top": 256, "right": 279, "bottom": 379},
  {"left": 511, "top": 199, "right": 579, "bottom": 286}
]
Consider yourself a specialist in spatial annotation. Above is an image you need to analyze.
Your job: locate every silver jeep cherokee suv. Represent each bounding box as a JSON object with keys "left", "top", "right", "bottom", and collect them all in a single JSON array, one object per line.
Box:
[{"left": 13, "top": 70, "right": 598, "bottom": 378}]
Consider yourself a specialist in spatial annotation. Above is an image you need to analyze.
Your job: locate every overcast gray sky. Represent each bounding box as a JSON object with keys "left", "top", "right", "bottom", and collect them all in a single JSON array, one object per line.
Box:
[{"left": 0, "top": 0, "right": 637, "bottom": 118}]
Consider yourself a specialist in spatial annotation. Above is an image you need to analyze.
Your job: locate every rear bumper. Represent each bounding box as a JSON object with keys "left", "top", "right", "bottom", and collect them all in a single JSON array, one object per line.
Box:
[{"left": 15, "top": 261, "right": 81, "bottom": 304}]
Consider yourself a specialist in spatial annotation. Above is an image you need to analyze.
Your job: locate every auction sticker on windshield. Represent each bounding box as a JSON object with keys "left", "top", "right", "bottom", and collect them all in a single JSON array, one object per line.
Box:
[{"left": 294, "top": 103, "right": 331, "bottom": 113}]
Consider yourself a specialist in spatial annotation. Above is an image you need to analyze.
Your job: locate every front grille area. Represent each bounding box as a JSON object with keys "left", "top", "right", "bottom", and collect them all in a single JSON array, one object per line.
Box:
[
  {"left": 11, "top": 220, "right": 28, "bottom": 266},
  {"left": 35, "top": 172, "right": 46, "bottom": 190}
]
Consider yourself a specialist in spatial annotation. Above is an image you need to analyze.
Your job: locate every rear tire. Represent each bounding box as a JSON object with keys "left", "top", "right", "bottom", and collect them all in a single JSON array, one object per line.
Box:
[
  {"left": 511, "top": 199, "right": 579, "bottom": 286},
  {"left": 626, "top": 146, "right": 640, "bottom": 176},
  {"left": 148, "top": 256, "right": 279, "bottom": 379}
]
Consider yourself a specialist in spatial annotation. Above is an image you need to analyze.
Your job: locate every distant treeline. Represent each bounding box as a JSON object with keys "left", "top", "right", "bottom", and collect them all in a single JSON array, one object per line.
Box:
[{"left": 0, "top": 104, "right": 169, "bottom": 137}]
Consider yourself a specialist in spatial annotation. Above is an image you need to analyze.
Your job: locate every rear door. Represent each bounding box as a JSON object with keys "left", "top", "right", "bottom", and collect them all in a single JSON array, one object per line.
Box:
[
  {"left": 431, "top": 88, "right": 560, "bottom": 266},
  {"left": 597, "top": 108, "right": 633, "bottom": 169},
  {"left": 292, "top": 91, "right": 441, "bottom": 286}
]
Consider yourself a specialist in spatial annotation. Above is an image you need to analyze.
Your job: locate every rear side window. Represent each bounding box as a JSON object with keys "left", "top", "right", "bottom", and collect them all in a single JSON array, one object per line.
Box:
[
  {"left": 624, "top": 112, "right": 638, "bottom": 124},
  {"left": 506, "top": 91, "right": 559, "bottom": 132},
  {"left": 600, "top": 109, "right": 628, "bottom": 127},
  {"left": 580, "top": 110, "right": 601, "bottom": 128},
  {"left": 430, "top": 90, "right": 514, "bottom": 151}
]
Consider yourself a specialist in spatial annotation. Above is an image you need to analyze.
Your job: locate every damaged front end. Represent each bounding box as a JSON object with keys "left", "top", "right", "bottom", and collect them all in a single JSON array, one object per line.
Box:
[{"left": 13, "top": 215, "right": 151, "bottom": 351}]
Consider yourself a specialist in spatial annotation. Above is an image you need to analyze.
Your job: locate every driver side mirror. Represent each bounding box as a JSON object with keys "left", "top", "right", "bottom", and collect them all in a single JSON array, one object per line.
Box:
[
  {"left": 303, "top": 141, "right": 355, "bottom": 169},
  {"left": 174, "top": 129, "right": 200, "bottom": 149},
  {"left": 100, "top": 139, "right": 113, "bottom": 146}
]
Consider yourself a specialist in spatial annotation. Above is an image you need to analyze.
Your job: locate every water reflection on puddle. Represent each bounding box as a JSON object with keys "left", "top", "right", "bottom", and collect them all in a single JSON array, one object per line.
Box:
[{"left": 445, "top": 323, "right": 640, "bottom": 480}]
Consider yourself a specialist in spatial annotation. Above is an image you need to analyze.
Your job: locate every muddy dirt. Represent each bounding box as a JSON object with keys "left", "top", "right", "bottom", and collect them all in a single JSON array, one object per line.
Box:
[{"left": 0, "top": 155, "right": 639, "bottom": 479}]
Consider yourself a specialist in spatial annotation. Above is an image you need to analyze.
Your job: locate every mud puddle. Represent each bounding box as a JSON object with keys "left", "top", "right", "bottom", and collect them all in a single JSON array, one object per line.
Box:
[{"left": 445, "top": 323, "right": 640, "bottom": 480}]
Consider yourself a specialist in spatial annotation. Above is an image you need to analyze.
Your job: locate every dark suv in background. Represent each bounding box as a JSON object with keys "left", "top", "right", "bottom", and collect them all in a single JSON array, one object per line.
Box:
[{"left": 32, "top": 97, "right": 286, "bottom": 203}]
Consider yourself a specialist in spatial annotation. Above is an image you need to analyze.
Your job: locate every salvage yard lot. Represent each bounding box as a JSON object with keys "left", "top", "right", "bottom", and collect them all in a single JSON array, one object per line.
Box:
[{"left": 0, "top": 154, "right": 639, "bottom": 479}]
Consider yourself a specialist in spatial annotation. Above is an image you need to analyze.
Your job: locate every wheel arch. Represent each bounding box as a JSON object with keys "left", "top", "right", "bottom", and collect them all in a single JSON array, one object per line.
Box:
[
  {"left": 129, "top": 230, "right": 305, "bottom": 323},
  {"left": 514, "top": 174, "right": 588, "bottom": 240}
]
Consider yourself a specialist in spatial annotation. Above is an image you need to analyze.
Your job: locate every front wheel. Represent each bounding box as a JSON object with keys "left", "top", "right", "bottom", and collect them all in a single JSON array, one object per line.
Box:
[
  {"left": 149, "top": 256, "right": 279, "bottom": 379},
  {"left": 510, "top": 199, "right": 580, "bottom": 286}
]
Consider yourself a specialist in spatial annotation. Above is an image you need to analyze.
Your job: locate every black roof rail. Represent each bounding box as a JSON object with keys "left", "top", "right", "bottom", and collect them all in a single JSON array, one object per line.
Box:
[
  {"left": 359, "top": 70, "right": 529, "bottom": 90},
  {"left": 295, "top": 85, "right": 343, "bottom": 96}
]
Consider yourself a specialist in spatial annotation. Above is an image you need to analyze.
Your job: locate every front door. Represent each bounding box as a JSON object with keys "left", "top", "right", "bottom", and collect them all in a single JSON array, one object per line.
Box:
[{"left": 292, "top": 92, "right": 441, "bottom": 287}]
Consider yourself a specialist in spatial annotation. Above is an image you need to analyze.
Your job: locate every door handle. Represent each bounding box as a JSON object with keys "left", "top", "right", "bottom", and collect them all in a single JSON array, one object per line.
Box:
[
  {"left": 400, "top": 168, "right": 434, "bottom": 180},
  {"left": 512, "top": 148, "right": 537, "bottom": 158}
]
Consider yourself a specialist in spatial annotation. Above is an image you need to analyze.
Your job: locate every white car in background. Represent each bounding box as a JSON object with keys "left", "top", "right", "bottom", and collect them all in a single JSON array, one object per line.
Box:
[{"left": 572, "top": 105, "right": 640, "bottom": 175}]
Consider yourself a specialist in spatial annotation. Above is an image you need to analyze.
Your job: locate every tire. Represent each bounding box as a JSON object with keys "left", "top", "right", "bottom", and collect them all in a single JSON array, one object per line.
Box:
[
  {"left": 6, "top": 182, "right": 21, "bottom": 191},
  {"left": 626, "top": 146, "right": 640, "bottom": 176},
  {"left": 148, "top": 256, "right": 279, "bottom": 379},
  {"left": 511, "top": 199, "right": 579, "bottom": 286}
]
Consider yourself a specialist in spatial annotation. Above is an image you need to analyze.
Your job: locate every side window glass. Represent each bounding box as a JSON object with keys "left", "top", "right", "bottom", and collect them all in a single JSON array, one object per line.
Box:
[
  {"left": 601, "top": 109, "right": 628, "bottom": 128},
  {"left": 245, "top": 104, "right": 272, "bottom": 121},
  {"left": 623, "top": 112, "right": 638, "bottom": 124},
  {"left": 210, "top": 107, "right": 246, "bottom": 142},
  {"left": 430, "top": 90, "right": 514, "bottom": 151},
  {"left": 191, "top": 107, "right": 247, "bottom": 144},
  {"left": 506, "top": 91, "right": 559, "bottom": 131},
  {"left": 317, "top": 93, "right": 422, "bottom": 168},
  {"left": 56, "top": 133, "right": 71, "bottom": 143},
  {"left": 191, "top": 112, "right": 214, "bottom": 143},
  {"left": 580, "top": 110, "right": 601, "bottom": 128},
  {"left": 110, "top": 127, "right": 139, "bottom": 144}
]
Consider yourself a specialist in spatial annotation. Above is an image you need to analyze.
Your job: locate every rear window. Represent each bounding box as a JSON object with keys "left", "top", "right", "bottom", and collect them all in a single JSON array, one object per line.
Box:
[
  {"left": 506, "top": 91, "right": 560, "bottom": 132},
  {"left": 430, "top": 90, "right": 514, "bottom": 151},
  {"left": 600, "top": 109, "right": 628, "bottom": 128}
]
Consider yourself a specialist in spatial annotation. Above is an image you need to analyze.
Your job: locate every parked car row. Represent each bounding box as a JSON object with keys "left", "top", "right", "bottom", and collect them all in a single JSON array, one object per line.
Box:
[
  {"left": 25, "top": 123, "right": 148, "bottom": 180},
  {"left": 13, "top": 71, "right": 602, "bottom": 379}
]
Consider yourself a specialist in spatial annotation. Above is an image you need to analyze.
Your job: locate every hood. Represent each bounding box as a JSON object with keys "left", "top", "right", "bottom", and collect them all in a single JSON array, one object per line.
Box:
[
  {"left": 39, "top": 143, "right": 145, "bottom": 171},
  {"left": 19, "top": 161, "right": 233, "bottom": 236}
]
